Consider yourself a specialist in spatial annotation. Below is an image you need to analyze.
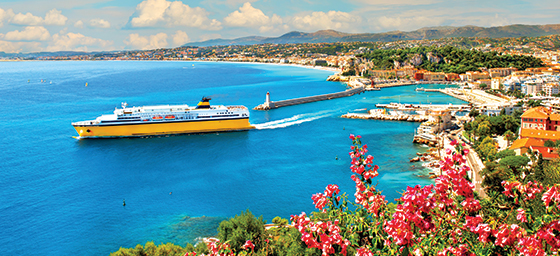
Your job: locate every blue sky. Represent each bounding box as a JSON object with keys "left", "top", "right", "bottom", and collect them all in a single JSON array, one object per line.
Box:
[{"left": 0, "top": 0, "right": 558, "bottom": 53}]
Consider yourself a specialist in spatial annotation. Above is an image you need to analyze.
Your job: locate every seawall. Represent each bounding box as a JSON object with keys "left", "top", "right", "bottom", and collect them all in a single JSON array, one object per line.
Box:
[{"left": 254, "top": 86, "right": 365, "bottom": 110}]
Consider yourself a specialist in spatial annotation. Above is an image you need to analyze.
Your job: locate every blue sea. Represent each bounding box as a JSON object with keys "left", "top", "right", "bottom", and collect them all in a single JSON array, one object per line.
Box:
[{"left": 0, "top": 61, "right": 465, "bottom": 255}]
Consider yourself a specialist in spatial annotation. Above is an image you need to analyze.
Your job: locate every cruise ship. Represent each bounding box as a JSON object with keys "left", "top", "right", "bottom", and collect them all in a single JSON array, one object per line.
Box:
[{"left": 72, "top": 97, "right": 254, "bottom": 138}]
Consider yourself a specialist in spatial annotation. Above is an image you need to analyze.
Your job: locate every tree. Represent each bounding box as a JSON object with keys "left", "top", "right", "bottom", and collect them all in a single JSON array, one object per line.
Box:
[
  {"left": 217, "top": 209, "right": 265, "bottom": 253},
  {"left": 527, "top": 99, "right": 543, "bottom": 108},
  {"left": 499, "top": 155, "right": 530, "bottom": 177},
  {"left": 476, "top": 121, "right": 492, "bottom": 139},
  {"left": 503, "top": 130, "right": 516, "bottom": 147},
  {"left": 495, "top": 149, "right": 516, "bottom": 160},
  {"left": 110, "top": 242, "right": 186, "bottom": 256},
  {"left": 479, "top": 83, "right": 488, "bottom": 90},
  {"left": 481, "top": 161, "right": 512, "bottom": 193},
  {"left": 478, "top": 136, "right": 498, "bottom": 161}
]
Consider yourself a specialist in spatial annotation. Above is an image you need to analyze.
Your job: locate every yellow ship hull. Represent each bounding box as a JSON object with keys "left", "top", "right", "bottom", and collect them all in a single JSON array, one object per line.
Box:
[{"left": 73, "top": 118, "right": 254, "bottom": 138}]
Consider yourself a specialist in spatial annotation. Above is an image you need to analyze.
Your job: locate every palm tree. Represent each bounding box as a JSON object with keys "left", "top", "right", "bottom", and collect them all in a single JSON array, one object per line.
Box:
[{"left": 503, "top": 130, "right": 515, "bottom": 148}]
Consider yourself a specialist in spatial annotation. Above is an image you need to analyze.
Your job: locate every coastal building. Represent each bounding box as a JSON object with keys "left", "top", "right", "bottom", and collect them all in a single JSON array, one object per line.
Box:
[
  {"left": 520, "top": 107, "right": 560, "bottom": 131},
  {"left": 465, "top": 71, "right": 490, "bottom": 82},
  {"left": 543, "top": 83, "right": 560, "bottom": 96},
  {"left": 479, "top": 103, "right": 520, "bottom": 116},
  {"left": 423, "top": 72, "right": 446, "bottom": 81},
  {"left": 512, "top": 71, "right": 535, "bottom": 78},
  {"left": 368, "top": 70, "right": 397, "bottom": 79},
  {"left": 509, "top": 138, "right": 544, "bottom": 155},
  {"left": 525, "top": 81, "right": 543, "bottom": 96},
  {"left": 510, "top": 107, "right": 560, "bottom": 159},
  {"left": 445, "top": 73, "right": 460, "bottom": 81},
  {"left": 488, "top": 67, "right": 518, "bottom": 78},
  {"left": 415, "top": 72, "right": 424, "bottom": 81},
  {"left": 491, "top": 77, "right": 504, "bottom": 90},
  {"left": 312, "top": 59, "right": 328, "bottom": 66}
]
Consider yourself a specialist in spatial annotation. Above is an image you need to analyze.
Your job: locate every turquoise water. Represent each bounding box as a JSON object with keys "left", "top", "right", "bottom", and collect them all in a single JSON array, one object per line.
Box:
[{"left": 0, "top": 61, "right": 465, "bottom": 255}]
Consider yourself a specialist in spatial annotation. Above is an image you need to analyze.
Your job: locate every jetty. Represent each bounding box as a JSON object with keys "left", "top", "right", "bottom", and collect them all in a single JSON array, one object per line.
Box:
[
  {"left": 254, "top": 86, "right": 365, "bottom": 110},
  {"left": 341, "top": 109, "right": 429, "bottom": 122}
]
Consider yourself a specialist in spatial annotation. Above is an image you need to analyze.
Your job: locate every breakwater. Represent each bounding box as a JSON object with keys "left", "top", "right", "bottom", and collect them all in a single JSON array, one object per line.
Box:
[
  {"left": 341, "top": 111, "right": 429, "bottom": 122},
  {"left": 254, "top": 86, "right": 365, "bottom": 110}
]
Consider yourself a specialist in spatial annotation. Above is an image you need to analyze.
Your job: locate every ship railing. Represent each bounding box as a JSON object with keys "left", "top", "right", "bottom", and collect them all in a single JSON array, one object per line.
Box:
[
  {"left": 72, "top": 120, "right": 99, "bottom": 126},
  {"left": 227, "top": 106, "right": 248, "bottom": 110}
]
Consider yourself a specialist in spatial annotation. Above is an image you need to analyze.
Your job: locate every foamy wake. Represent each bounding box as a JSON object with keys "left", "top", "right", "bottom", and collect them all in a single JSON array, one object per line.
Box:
[{"left": 254, "top": 111, "right": 334, "bottom": 130}]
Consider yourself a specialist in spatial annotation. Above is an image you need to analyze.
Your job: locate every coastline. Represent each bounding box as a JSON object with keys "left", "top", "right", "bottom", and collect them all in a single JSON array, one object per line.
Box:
[{"left": 0, "top": 58, "right": 342, "bottom": 73}]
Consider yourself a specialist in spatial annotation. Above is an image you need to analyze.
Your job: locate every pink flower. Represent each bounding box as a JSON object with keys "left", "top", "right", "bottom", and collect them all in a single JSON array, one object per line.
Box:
[
  {"left": 312, "top": 192, "right": 328, "bottom": 210},
  {"left": 325, "top": 184, "right": 340, "bottom": 197},
  {"left": 517, "top": 208, "right": 527, "bottom": 223},
  {"left": 242, "top": 240, "right": 255, "bottom": 250}
]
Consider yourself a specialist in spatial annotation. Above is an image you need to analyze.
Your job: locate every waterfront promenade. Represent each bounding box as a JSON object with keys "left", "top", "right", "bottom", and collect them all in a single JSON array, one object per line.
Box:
[{"left": 373, "top": 80, "right": 456, "bottom": 89}]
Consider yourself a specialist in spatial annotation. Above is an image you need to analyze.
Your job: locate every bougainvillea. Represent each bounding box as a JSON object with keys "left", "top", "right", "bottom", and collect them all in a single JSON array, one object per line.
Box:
[{"left": 289, "top": 134, "right": 560, "bottom": 255}]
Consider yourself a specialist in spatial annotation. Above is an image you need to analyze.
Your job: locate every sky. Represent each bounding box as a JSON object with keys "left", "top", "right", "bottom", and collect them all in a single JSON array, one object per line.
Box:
[{"left": 0, "top": 0, "right": 558, "bottom": 53}]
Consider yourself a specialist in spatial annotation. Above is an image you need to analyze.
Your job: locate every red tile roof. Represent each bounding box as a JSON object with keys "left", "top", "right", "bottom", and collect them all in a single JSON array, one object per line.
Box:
[
  {"left": 521, "top": 107, "right": 551, "bottom": 119},
  {"left": 509, "top": 137, "right": 544, "bottom": 150},
  {"left": 530, "top": 146, "right": 560, "bottom": 159},
  {"left": 520, "top": 129, "right": 560, "bottom": 140}
]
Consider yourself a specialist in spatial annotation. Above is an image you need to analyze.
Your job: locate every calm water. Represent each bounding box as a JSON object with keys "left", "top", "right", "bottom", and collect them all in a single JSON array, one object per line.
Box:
[{"left": 0, "top": 61, "right": 465, "bottom": 255}]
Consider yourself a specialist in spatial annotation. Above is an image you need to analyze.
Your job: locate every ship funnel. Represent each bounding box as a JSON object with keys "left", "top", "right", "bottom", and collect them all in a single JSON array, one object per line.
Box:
[{"left": 196, "top": 97, "right": 212, "bottom": 109}]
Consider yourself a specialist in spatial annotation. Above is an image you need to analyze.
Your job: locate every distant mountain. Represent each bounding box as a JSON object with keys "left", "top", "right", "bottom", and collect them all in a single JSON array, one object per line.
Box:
[{"left": 184, "top": 24, "right": 560, "bottom": 47}]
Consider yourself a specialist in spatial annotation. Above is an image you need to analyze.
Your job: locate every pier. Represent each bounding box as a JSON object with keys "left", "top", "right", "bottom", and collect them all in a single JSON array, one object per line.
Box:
[
  {"left": 341, "top": 110, "right": 429, "bottom": 122},
  {"left": 375, "top": 102, "right": 471, "bottom": 111},
  {"left": 254, "top": 86, "right": 365, "bottom": 110}
]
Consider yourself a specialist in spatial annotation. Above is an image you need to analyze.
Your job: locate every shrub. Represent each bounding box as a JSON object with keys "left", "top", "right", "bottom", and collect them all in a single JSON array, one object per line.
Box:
[{"left": 217, "top": 209, "right": 265, "bottom": 253}]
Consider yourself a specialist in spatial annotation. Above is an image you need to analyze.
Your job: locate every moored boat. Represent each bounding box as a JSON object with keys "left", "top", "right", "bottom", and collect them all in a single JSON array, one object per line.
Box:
[{"left": 72, "top": 97, "right": 254, "bottom": 138}]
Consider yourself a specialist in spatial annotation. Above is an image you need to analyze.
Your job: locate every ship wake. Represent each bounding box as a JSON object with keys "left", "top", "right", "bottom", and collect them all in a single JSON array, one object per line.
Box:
[{"left": 254, "top": 111, "right": 334, "bottom": 130}]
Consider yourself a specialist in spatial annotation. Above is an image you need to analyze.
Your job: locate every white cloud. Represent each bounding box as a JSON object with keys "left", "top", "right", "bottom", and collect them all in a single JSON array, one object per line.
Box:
[
  {"left": 89, "top": 18, "right": 111, "bottom": 28},
  {"left": 199, "top": 33, "right": 222, "bottom": 42},
  {"left": 11, "top": 12, "right": 43, "bottom": 26},
  {"left": 3, "top": 26, "right": 51, "bottom": 41},
  {"left": 224, "top": 2, "right": 282, "bottom": 32},
  {"left": 130, "top": 0, "right": 170, "bottom": 27},
  {"left": 172, "top": 30, "right": 189, "bottom": 46},
  {"left": 349, "top": 0, "right": 441, "bottom": 5},
  {"left": 124, "top": 33, "right": 168, "bottom": 50},
  {"left": 74, "top": 20, "right": 84, "bottom": 28},
  {"left": 376, "top": 15, "right": 445, "bottom": 31},
  {"left": 0, "top": 40, "right": 42, "bottom": 53},
  {"left": 451, "top": 13, "right": 511, "bottom": 27},
  {"left": 291, "top": 11, "right": 361, "bottom": 31},
  {"left": 129, "top": 0, "right": 221, "bottom": 30},
  {"left": 9, "top": 8, "right": 67, "bottom": 26},
  {"left": 0, "top": 8, "right": 15, "bottom": 27},
  {"left": 47, "top": 31, "right": 113, "bottom": 52},
  {"left": 44, "top": 9, "right": 67, "bottom": 26}
]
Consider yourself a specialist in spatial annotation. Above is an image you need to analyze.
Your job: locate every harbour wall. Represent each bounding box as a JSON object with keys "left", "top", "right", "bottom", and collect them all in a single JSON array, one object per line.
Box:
[
  {"left": 254, "top": 86, "right": 365, "bottom": 110},
  {"left": 341, "top": 112, "right": 429, "bottom": 122}
]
